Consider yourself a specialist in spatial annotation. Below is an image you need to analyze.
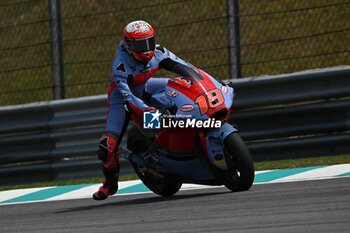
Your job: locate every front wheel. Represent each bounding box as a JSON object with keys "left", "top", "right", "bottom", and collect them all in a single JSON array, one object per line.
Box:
[{"left": 222, "top": 132, "right": 255, "bottom": 191}]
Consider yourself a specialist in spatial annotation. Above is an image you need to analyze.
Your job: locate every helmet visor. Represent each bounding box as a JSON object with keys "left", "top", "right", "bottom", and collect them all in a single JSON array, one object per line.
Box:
[{"left": 127, "top": 36, "right": 156, "bottom": 54}]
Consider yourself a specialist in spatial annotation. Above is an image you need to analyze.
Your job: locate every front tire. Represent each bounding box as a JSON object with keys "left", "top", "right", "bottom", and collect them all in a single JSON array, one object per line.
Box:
[{"left": 222, "top": 132, "right": 255, "bottom": 191}]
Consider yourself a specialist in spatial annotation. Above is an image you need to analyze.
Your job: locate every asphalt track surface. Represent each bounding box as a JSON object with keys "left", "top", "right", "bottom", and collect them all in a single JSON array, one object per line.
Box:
[{"left": 1, "top": 177, "right": 349, "bottom": 233}]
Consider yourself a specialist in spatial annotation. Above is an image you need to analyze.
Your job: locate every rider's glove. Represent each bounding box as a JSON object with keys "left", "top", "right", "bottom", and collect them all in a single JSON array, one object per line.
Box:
[{"left": 144, "top": 106, "right": 157, "bottom": 112}]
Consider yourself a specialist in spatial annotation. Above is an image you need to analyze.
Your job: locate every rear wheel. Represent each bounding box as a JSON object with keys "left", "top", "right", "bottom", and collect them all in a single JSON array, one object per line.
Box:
[
  {"left": 127, "top": 126, "right": 182, "bottom": 196},
  {"left": 130, "top": 161, "right": 182, "bottom": 196},
  {"left": 222, "top": 132, "right": 255, "bottom": 191}
]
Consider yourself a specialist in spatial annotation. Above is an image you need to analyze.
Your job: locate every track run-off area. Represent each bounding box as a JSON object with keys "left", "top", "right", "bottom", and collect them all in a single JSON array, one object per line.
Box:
[{"left": 0, "top": 164, "right": 349, "bottom": 232}]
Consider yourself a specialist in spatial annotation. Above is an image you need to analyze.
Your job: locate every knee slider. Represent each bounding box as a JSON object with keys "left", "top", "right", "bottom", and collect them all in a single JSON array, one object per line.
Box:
[{"left": 97, "top": 134, "right": 118, "bottom": 163}]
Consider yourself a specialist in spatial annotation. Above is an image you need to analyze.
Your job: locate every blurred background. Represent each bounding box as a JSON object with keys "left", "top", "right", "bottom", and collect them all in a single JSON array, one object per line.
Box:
[{"left": 0, "top": 0, "right": 349, "bottom": 105}]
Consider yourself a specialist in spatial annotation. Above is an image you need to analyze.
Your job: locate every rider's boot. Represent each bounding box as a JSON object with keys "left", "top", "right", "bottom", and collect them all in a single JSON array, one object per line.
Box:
[{"left": 93, "top": 134, "right": 120, "bottom": 201}]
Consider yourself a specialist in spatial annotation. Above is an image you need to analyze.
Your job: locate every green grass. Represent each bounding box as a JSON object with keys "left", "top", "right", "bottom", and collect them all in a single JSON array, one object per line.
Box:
[
  {"left": 254, "top": 154, "right": 350, "bottom": 171},
  {"left": 0, "top": 0, "right": 349, "bottom": 105},
  {"left": 0, "top": 154, "right": 349, "bottom": 192}
]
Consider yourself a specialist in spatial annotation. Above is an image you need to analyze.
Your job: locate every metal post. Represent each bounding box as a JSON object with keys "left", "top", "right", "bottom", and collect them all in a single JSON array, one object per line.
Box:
[
  {"left": 226, "top": 0, "right": 242, "bottom": 79},
  {"left": 48, "top": 0, "right": 65, "bottom": 99}
]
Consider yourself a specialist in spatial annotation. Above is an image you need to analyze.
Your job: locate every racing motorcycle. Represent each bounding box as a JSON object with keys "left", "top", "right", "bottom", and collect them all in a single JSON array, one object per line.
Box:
[{"left": 126, "top": 63, "right": 254, "bottom": 196}]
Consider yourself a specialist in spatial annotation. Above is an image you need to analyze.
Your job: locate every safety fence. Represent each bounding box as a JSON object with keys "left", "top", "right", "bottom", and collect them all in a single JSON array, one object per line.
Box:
[
  {"left": 0, "top": 66, "right": 349, "bottom": 185},
  {"left": 1, "top": 0, "right": 349, "bottom": 105}
]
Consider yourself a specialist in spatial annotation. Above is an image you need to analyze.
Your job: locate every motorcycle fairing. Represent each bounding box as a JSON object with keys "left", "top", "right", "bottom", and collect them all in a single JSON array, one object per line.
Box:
[
  {"left": 156, "top": 156, "right": 216, "bottom": 180},
  {"left": 155, "top": 130, "right": 198, "bottom": 153},
  {"left": 205, "top": 73, "right": 234, "bottom": 110},
  {"left": 204, "top": 123, "right": 238, "bottom": 171},
  {"left": 153, "top": 123, "right": 238, "bottom": 179},
  {"left": 149, "top": 91, "right": 174, "bottom": 109},
  {"left": 166, "top": 70, "right": 232, "bottom": 119},
  {"left": 128, "top": 64, "right": 240, "bottom": 182},
  {"left": 164, "top": 86, "right": 198, "bottom": 118}
]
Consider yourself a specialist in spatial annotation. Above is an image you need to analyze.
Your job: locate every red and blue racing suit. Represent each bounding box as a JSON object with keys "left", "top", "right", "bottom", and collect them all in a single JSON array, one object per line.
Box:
[{"left": 98, "top": 40, "right": 189, "bottom": 185}]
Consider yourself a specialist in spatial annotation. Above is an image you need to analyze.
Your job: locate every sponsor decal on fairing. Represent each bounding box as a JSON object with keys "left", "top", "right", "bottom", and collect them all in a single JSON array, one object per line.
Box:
[
  {"left": 180, "top": 104, "right": 194, "bottom": 112},
  {"left": 143, "top": 110, "right": 222, "bottom": 129}
]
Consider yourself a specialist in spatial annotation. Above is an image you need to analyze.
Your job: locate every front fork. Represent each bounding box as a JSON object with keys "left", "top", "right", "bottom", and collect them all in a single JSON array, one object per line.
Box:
[{"left": 200, "top": 123, "right": 238, "bottom": 171}]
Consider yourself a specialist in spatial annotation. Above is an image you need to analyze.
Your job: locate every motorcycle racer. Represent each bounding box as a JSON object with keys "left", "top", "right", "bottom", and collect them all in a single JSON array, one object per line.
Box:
[{"left": 93, "top": 20, "right": 191, "bottom": 200}]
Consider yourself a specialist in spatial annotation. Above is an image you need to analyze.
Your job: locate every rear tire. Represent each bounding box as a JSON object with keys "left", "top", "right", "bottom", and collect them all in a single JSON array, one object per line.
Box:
[
  {"left": 130, "top": 161, "right": 182, "bottom": 196},
  {"left": 222, "top": 132, "right": 255, "bottom": 191},
  {"left": 127, "top": 126, "right": 182, "bottom": 196}
]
